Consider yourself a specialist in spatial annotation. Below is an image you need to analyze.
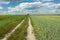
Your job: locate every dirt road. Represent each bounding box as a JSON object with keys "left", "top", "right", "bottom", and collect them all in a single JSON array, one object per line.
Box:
[{"left": 26, "top": 18, "right": 36, "bottom": 40}]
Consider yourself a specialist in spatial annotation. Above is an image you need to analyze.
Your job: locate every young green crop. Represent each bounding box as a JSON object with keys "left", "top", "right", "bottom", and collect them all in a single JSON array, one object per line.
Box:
[
  {"left": 0, "top": 15, "right": 25, "bottom": 39},
  {"left": 31, "top": 15, "right": 60, "bottom": 40}
]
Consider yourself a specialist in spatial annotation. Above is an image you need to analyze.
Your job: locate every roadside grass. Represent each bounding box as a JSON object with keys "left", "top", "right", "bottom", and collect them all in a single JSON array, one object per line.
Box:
[
  {"left": 0, "top": 15, "right": 25, "bottom": 39},
  {"left": 7, "top": 16, "right": 29, "bottom": 40},
  {"left": 30, "top": 15, "right": 60, "bottom": 40}
]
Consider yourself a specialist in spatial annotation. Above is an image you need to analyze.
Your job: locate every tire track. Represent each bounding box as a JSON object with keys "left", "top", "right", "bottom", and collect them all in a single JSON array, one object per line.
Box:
[{"left": 1, "top": 19, "right": 25, "bottom": 40}]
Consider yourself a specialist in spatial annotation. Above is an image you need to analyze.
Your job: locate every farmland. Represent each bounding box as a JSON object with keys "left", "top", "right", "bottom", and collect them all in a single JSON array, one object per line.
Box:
[
  {"left": 0, "top": 15, "right": 60, "bottom": 40},
  {"left": 0, "top": 15, "right": 25, "bottom": 39},
  {"left": 7, "top": 16, "right": 28, "bottom": 40},
  {"left": 30, "top": 15, "right": 60, "bottom": 40}
]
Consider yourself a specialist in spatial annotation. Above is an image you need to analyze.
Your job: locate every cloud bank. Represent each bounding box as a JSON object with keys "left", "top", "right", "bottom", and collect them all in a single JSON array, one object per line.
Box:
[
  {"left": 0, "top": 0, "right": 60, "bottom": 14},
  {"left": 7, "top": 2, "right": 60, "bottom": 14}
]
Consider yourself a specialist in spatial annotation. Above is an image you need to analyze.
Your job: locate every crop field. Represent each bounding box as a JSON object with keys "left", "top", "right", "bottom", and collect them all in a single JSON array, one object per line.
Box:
[
  {"left": 0, "top": 15, "right": 26, "bottom": 39},
  {"left": 7, "top": 16, "right": 28, "bottom": 40},
  {"left": 30, "top": 15, "right": 60, "bottom": 40},
  {"left": 0, "top": 15, "right": 60, "bottom": 40}
]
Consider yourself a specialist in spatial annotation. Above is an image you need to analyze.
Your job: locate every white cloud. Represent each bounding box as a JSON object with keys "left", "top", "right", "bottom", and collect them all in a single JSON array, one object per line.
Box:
[
  {"left": 0, "top": 2, "right": 10, "bottom": 4},
  {"left": 42, "top": 0, "right": 54, "bottom": 1},
  {"left": 8, "top": 2, "right": 42, "bottom": 13},
  {"left": 1, "top": 1, "right": 60, "bottom": 14},
  {"left": 0, "top": 7, "right": 3, "bottom": 9}
]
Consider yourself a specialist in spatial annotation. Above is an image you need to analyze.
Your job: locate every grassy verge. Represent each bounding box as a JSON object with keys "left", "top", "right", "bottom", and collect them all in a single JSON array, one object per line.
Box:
[
  {"left": 7, "top": 16, "right": 29, "bottom": 40},
  {"left": 0, "top": 15, "right": 25, "bottom": 39}
]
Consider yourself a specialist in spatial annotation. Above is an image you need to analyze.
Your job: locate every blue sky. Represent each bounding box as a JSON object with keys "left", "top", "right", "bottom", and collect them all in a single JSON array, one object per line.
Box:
[{"left": 0, "top": 0, "right": 60, "bottom": 14}]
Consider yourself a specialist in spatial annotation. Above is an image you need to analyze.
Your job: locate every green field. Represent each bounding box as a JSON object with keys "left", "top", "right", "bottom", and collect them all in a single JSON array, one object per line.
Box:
[
  {"left": 7, "top": 16, "right": 28, "bottom": 40},
  {"left": 31, "top": 15, "right": 60, "bottom": 40},
  {"left": 0, "top": 15, "right": 60, "bottom": 40},
  {"left": 0, "top": 15, "right": 25, "bottom": 39}
]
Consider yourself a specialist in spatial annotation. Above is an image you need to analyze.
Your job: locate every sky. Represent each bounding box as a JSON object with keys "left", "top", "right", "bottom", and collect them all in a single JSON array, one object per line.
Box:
[{"left": 0, "top": 0, "right": 60, "bottom": 14}]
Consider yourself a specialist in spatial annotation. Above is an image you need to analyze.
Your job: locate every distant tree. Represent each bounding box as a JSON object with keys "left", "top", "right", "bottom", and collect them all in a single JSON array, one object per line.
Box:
[{"left": 27, "top": 14, "right": 29, "bottom": 15}]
